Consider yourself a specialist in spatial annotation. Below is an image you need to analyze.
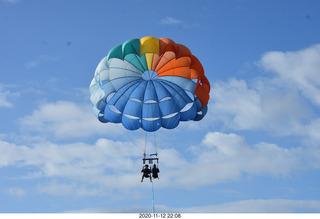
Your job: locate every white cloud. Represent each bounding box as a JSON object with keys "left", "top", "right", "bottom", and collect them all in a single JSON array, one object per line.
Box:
[
  {"left": 303, "top": 118, "right": 320, "bottom": 147},
  {"left": 207, "top": 44, "right": 320, "bottom": 142},
  {"left": 7, "top": 187, "right": 27, "bottom": 196},
  {"left": 0, "top": 130, "right": 319, "bottom": 196},
  {"left": 159, "top": 17, "right": 182, "bottom": 25},
  {"left": 259, "top": 44, "right": 320, "bottom": 106},
  {"left": 0, "top": 138, "right": 141, "bottom": 175},
  {"left": 2, "top": 0, "right": 19, "bottom": 3},
  {"left": 71, "top": 199, "right": 320, "bottom": 213},
  {"left": 0, "top": 137, "right": 144, "bottom": 196},
  {"left": 0, "top": 92, "right": 12, "bottom": 107},
  {"left": 210, "top": 78, "right": 311, "bottom": 135},
  {"left": 0, "top": 84, "right": 19, "bottom": 108},
  {"left": 194, "top": 199, "right": 320, "bottom": 213},
  {"left": 165, "top": 132, "right": 315, "bottom": 189},
  {"left": 20, "top": 101, "right": 123, "bottom": 139},
  {"left": 36, "top": 181, "right": 104, "bottom": 197},
  {"left": 24, "top": 55, "right": 60, "bottom": 69},
  {"left": 178, "top": 199, "right": 320, "bottom": 213}
]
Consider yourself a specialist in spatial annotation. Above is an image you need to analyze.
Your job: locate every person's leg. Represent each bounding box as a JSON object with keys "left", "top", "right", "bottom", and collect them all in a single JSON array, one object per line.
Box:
[{"left": 141, "top": 175, "right": 144, "bottom": 182}]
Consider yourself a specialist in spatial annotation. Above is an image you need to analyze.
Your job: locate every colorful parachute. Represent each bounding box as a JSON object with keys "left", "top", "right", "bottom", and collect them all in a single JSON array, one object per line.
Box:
[{"left": 89, "top": 36, "right": 210, "bottom": 132}]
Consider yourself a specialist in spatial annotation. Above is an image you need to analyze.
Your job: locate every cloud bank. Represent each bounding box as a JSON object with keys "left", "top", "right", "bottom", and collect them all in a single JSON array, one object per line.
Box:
[
  {"left": 2, "top": 44, "right": 320, "bottom": 212},
  {"left": 72, "top": 199, "right": 320, "bottom": 213}
]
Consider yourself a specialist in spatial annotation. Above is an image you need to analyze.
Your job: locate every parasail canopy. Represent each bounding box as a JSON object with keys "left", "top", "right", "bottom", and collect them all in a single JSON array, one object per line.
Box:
[{"left": 90, "top": 36, "right": 210, "bottom": 132}]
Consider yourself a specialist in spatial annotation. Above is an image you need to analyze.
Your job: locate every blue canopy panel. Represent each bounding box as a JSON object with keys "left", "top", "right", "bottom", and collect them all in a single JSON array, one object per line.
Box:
[
  {"left": 122, "top": 97, "right": 142, "bottom": 131},
  {"left": 108, "top": 80, "right": 141, "bottom": 106},
  {"left": 116, "top": 81, "right": 145, "bottom": 130},
  {"left": 159, "top": 81, "right": 192, "bottom": 108},
  {"left": 123, "top": 99, "right": 142, "bottom": 117},
  {"left": 158, "top": 80, "right": 197, "bottom": 121},
  {"left": 93, "top": 106, "right": 108, "bottom": 123},
  {"left": 179, "top": 102, "right": 197, "bottom": 121},
  {"left": 193, "top": 98, "right": 208, "bottom": 121},
  {"left": 104, "top": 104, "right": 122, "bottom": 123},
  {"left": 105, "top": 80, "right": 143, "bottom": 123},
  {"left": 151, "top": 80, "right": 171, "bottom": 100},
  {"left": 161, "top": 112, "right": 180, "bottom": 129},
  {"left": 142, "top": 102, "right": 160, "bottom": 119},
  {"left": 144, "top": 81, "right": 158, "bottom": 102},
  {"left": 159, "top": 76, "right": 197, "bottom": 94},
  {"left": 148, "top": 80, "right": 181, "bottom": 127},
  {"left": 158, "top": 76, "right": 206, "bottom": 122},
  {"left": 109, "top": 76, "right": 141, "bottom": 91},
  {"left": 122, "top": 114, "right": 141, "bottom": 130},
  {"left": 142, "top": 118, "right": 161, "bottom": 132},
  {"left": 158, "top": 98, "right": 179, "bottom": 117},
  {"left": 99, "top": 79, "right": 115, "bottom": 94},
  {"left": 141, "top": 101, "right": 161, "bottom": 132},
  {"left": 96, "top": 97, "right": 107, "bottom": 113}
]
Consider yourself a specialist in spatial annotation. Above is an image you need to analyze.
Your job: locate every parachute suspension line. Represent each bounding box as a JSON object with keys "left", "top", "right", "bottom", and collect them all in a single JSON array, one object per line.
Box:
[
  {"left": 153, "top": 131, "right": 157, "bottom": 154},
  {"left": 112, "top": 124, "right": 140, "bottom": 149},
  {"left": 140, "top": 128, "right": 144, "bottom": 156},
  {"left": 140, "top": 128, "right": 147, "bottom": 156},
  {"left": 144, "top": 130, "right": 148, "bottom": 155},
  {"left": 152, "top": 180, "right": 155, "bottom": 213},
  {"left": 154, "top": 130, "right": 159, "bottom": 155}
]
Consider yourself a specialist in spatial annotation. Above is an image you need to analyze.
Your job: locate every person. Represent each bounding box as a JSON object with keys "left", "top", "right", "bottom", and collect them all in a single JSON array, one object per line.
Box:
[
  {"left": 152, "top": 164, "right": 160, "bottom": 180},
  {"left": 141, "top": 164, "right": 152, "bottom": 182}
]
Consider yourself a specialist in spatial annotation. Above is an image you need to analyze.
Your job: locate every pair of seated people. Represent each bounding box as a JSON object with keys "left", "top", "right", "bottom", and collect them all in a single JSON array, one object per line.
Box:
[{"left": 141, "top": 164, "right": 159, "bottom": 182}]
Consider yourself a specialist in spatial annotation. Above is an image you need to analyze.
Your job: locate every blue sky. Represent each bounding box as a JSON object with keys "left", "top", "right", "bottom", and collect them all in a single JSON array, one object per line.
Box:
[{"left": 1, "top": 0, "right": 320, "bottom": 213}]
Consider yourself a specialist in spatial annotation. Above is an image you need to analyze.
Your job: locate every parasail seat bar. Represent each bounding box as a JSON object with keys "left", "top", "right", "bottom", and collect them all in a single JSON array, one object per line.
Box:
[{"left": 143, "top": 153, "right": 159, "bottom": 164}]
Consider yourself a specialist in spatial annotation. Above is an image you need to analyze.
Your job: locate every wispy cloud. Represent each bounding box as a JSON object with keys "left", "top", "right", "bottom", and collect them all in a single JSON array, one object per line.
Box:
[
  {"left": 1, "top": 129, "right": 319, "bottom": 195},
  {"left": 0, "top": 84, "right": 19, "bottom": 108},
  {"left": 259, "top": 44, "right": 320, "bottom": 105},
  {"left": 0, "top": 137, "right": 142, "bottom": 197},
  {"left": 159, "top": 16, "right": 200, "bottom": 28},
  {"left": 169, "top": 131, "right": 318, "bottom": 188},
  {"left": 210, "top": 78, "right": 311, "bottom": 134},
  {"left": 159, "top": 17, "right": 182, "bottom": 25},
  {"left": 0, "top": 90, "right": 13, "bottom": 108},
  {"left": 71, "top": 199, "right": 320, "bottom": 213},
  {"left": 24, "top": 55, "right": 60, "bottom": 69},
  {"left": 208, "top": 44, "right": 320, "bottom": 141},
  {"left": 2, "top": 0, "right": 20, "bottom": 3},
  {"left": 7, "top": 187, "right": 27, "bottom": 196},
  {"left": 20, "top": 101, "right": 119, "bottom": 139}
]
